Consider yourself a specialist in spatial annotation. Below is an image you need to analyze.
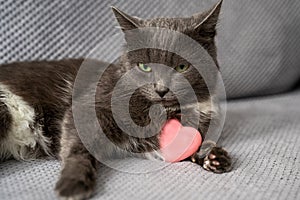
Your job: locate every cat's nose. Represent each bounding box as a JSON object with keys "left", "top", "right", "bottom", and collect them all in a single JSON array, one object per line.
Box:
[{"left": 155, "top": 85, "right": 170, "bottom": 98}]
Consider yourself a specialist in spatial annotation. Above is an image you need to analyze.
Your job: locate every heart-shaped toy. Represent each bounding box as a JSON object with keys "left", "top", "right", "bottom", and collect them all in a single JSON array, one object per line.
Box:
[{"left": 159, "top": 119, "right": 202, "bottom": 162}]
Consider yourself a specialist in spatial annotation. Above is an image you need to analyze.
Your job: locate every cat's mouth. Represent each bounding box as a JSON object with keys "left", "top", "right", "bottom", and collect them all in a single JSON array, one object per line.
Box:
[
  {"left": 151, "top": 98, "right": 178, "bottom": 104},
  {"left": 158, "top": 101, "right": 182, "bottom": 120}
]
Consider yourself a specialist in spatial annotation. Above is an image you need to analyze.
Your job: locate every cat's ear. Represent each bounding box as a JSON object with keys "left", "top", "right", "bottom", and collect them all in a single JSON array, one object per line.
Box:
[
  {"left": 111, "top": 7, "right": 141, "bottom": 31},
  {"left": 192, "top": 0, "right": 222, "bottom": 38}
]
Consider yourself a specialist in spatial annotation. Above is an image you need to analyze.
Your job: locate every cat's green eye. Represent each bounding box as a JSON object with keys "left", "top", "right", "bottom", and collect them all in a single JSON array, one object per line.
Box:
[
  {"left": 138, "top": 63, "right": 152, "bottom": 72},
  {"left": 175, "top": 64, "right": 189, "bottom": 73}
]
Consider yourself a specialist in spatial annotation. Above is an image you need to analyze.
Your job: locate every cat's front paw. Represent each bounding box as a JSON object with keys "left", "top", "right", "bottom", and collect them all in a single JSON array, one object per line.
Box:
[
  {"left": 192, "top": 146, "right": 232, "bottom": 173},
  {"left": 55, "top": 177, "right": 94, "bottom": 200},
  {"left": 203, "top": 147, "right": 232, "bottom": 173}
]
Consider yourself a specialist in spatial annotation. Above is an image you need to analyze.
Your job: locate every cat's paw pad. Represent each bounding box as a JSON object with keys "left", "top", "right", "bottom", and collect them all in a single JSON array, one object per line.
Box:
[
  {"left": 203, "top": 147, "right": 232, "bottom": 173},
  {"left": 55, "top": 177, "right": 94, "bottom": 200}
]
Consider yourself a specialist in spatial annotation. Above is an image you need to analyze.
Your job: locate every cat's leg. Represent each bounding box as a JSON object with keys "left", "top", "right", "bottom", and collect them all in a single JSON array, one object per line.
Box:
[
  {"left": 0, "top": 99, "right": 12, "bottom": 161},
  {"left": 55, "top": 110, "right": 98, "bottom": 200},
  {"left": 189, "top": 103, "right": 232, "bottom": 173},
  {"left": 191, "top": 144, "right": 232, "bottom": 173},
  {"left": 0, "top": 100, "right": 12, "bottom": 141}
]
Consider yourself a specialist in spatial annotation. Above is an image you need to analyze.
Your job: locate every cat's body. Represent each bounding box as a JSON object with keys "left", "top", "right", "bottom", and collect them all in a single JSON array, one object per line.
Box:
[
  {"left": 0, "top": 59, "right": 81, "bottom": 160},
  {"left": 0, "top": 1, "right": 231, "bottom": 199}
]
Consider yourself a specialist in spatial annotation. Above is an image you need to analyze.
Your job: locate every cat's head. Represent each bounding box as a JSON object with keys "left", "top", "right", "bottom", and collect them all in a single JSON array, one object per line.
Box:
[{"left": 111, "top": 1, "right": 222, "bottom": 109}]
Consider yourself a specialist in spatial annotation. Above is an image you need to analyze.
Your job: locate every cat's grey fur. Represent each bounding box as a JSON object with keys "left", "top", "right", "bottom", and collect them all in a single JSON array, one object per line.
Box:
[{"left": 0, "top": 1, "right": 231, "bottom": 199}]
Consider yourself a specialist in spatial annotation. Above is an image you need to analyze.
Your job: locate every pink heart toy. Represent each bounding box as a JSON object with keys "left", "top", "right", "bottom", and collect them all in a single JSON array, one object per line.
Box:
[{"left": 159, "top": 119, "right": 202, "bottom": 162}]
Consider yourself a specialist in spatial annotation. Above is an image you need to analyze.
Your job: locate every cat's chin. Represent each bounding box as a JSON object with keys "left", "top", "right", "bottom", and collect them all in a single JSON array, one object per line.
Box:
[{"left": 150, "top": 98, "right": 179, "bottom": 107}]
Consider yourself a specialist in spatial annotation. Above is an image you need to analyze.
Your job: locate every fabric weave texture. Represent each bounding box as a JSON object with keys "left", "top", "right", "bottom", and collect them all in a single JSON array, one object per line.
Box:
[
  {"left": 1, "top": 90, "right": 300, "bottom": 200},
  {"left": 0, "top": 1, "right": 300, "bottom": 199},
  {"left": 0, "top": 0, "right": 299, "bottom": 98}
]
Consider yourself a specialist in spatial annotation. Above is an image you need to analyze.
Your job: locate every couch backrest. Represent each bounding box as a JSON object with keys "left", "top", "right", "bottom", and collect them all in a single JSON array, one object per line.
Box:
[{"left": 1, "top": 0, "right": 299, "bottom": 98}]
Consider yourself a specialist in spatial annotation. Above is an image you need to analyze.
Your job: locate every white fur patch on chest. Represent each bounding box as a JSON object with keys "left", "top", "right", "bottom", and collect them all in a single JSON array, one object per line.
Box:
[{"left": 0, "top": 84, "right": 50, "bottom": 160}]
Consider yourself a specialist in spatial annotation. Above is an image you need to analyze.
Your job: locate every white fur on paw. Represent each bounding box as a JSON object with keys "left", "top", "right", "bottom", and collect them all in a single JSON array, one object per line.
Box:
[{"left": 0, "top": 84, "right": 51, "bottom": 160}]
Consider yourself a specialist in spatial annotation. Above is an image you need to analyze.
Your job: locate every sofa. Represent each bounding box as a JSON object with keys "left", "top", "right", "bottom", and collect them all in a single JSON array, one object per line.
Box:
[{"left": 0, "top": 0, "right": 299, "bottom": 199}]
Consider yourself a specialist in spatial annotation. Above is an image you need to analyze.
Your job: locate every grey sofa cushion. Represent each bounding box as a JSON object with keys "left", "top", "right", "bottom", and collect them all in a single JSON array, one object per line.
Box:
[
  {"left": 1, "top": 90, "right": 300, "bottom": 200},
  {"left": 1, "top": 0, "right": 299, "bottom": 99},
  {"left": 1, "top": 1, "right": 300, "bottom": 199}
]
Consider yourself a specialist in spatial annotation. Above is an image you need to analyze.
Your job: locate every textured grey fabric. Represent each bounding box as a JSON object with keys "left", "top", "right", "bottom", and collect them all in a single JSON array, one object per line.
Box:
[
  {"left": 1, "top": 90, "right": 300, "bottom": 200},
  {"left": 1, "top": 1, "right": 300, "bottom": 199},
  {"left": 1, "top": 0, "right": 300, "bottom": 98},
  {"left": 217, "top": 1, "right": 300, "bottom": 98}
]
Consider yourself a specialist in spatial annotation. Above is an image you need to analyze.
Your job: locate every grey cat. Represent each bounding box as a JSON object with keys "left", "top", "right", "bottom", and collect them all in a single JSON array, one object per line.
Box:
[{"left": 0, "top": 0, "right": 231, "bottom": 199}]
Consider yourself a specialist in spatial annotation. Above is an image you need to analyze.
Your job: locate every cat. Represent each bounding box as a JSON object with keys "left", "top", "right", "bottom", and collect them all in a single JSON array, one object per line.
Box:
[{"left": 0, "top": 0, "right": 231, "bottom": 199}]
